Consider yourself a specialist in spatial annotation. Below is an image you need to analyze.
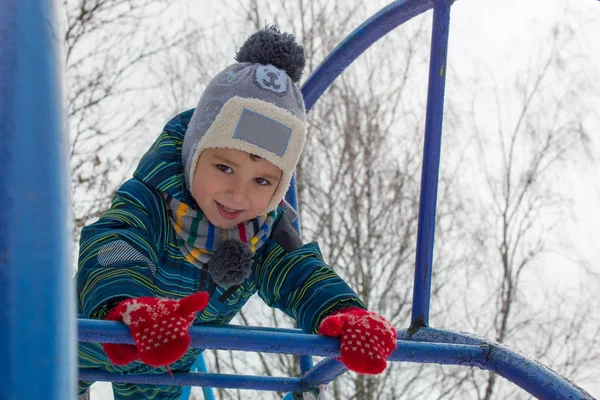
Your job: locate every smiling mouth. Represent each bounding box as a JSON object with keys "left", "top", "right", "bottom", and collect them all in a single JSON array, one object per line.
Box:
[{"left": 216, "top": 201, "right": 243, "bottom": 216}]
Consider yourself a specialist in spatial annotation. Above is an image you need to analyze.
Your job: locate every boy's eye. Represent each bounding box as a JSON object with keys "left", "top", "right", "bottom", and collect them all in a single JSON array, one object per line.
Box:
[
  {"left": 216, "top": 164, "right": 232, "bottom": 174},
  {"left": 254, "top": 178, "right": 270, "bottom": 186}
]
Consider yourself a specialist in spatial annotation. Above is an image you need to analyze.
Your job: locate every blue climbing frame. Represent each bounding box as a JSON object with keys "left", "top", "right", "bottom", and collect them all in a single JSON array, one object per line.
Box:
[{"left": 0, "top": 0, "right": 595, "bottom": 399}]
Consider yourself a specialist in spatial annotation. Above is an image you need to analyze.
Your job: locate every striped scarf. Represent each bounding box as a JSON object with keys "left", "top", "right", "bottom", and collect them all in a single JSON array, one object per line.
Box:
[{"left": 164, "top": 194, "right": 278, "bottom": 269}]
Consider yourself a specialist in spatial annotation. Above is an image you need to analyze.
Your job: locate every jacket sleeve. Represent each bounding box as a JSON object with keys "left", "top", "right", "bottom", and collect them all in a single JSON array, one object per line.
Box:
[
  {"left": 76, "top": 178, "right": 163, "bottom": 320},
  {"left": 255, "top": 214, "right": 366, "bottom": 333}
]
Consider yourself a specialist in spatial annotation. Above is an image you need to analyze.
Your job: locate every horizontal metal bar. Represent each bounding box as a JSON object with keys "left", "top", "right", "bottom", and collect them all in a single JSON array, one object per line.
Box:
[
  {"left": 201, "top": 323, "right": 304, "bottom": 335},
  {"left": 79, "top": 320, "right": 594, "bottom": 398},
  {"left": 78, "top": 320, "right": 486, "bottom": 363},
  {"left": 79, "top": 319, "right": 340, "bottom": 357},
  {"left": 79, "top": 370, "right": 301, "bottom": 391},
  {"left": 80, "top": 340, "right": 488, "bottom": 391}
]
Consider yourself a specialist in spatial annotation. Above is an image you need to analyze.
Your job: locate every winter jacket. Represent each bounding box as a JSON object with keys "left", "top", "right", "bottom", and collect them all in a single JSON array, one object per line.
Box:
[{"left": 76, "top": 109, "right": 365, "bottom": 335}]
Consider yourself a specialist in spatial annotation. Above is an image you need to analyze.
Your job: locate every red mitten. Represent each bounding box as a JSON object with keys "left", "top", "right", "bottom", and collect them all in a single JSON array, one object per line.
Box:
[
  {"left": 318, "top": 307, "right": 397, "bottom": 374},
  {"left": 102, "top": 292, "right": 209, "bottom": 367}
]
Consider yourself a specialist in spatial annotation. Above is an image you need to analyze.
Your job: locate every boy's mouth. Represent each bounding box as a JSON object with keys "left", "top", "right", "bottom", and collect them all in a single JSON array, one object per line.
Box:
[{"left": 216, "top": 201, "right": 243, "bottom": 219}]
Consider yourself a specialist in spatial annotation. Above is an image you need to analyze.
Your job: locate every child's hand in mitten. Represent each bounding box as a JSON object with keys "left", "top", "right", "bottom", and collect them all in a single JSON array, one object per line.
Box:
[
  {"left": 318, "top": 307, "right": 396, "bottom": 374},
  {"left": 102, "top": 292, "right": 209, "bottom": 367}
]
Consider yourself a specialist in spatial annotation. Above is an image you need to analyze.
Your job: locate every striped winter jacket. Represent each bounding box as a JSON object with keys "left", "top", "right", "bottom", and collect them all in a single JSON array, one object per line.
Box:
[{"left": 76, "top": 109, "right": 365, "bottom": 334}]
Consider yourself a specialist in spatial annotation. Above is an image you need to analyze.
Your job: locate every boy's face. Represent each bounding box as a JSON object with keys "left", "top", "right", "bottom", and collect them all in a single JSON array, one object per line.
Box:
[{"left": 192, "top": 148, "right": 282, "bottom": 229}]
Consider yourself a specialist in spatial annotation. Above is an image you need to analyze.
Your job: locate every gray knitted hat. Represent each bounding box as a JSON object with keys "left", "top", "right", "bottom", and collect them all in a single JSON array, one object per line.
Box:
[{"left": 182, "top": 26, "right": 307, "bottom": 212}]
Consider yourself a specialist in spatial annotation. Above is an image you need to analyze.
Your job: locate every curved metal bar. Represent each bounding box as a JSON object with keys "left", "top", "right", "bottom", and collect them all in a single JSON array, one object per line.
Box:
[
  {"left": 400, "top": 327, "right": 596, "bottom": 400},
  {"left": 300, "top": 0, "right": 435, "bottom": 112},
  {"left": 295, "top": 0, "right": 452, "bottom": 327},
  {"left": 299, "top": 358, "right": 347, "bottom": 389},
  {"left": 78, "top": 321, "right": 595, "bottom": 398},
  {"left": 289, "top": 0, "right": 438, "bottom": 377},
  {"left": 72, "top": 0, "right": 595, "bottom": 398}
]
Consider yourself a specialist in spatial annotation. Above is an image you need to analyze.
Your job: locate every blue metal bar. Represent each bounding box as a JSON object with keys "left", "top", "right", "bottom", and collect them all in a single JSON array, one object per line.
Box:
[
  {"left": 0, "top": 1, "right": 74, "bottom": 399},
  {"left": 398, "top": 328, "right": 596, "bottom": 400},
  {"left": 79, "top": 370, "right": 302, "bottom": 392},
  {"left": 300, "top": 0, "right": 435, "bottom": 112},
  {"left": 284, "top": 173, "right": 313, "bottom": 371},
  {"left": 289, "top": 0, "right": 439, "bottom": 376},
  {"left": 79, "top": 320, "right": 341, "bottom": 356},
  {"left": 202, "top": 323, "right": 304, "bottom": 334},
  {"left": 77, "top": 321, "right": 594, "bottom": 398},
  {"left": 410, "top": 0, "right": 452, "bottom": 328},
  {"left": 188, "top": 353, "right": 215, "bottom": 400},
  {"left": 285, "top": 173, "right": 302, "bottom": 235},
  {"left": 298, "top": 354, "right": 314, "bottom": 375},
  {"left": 300, "top": 358, "right": 347, "bottom": 389},
  {"left": 196, "top": 355, "right": 216, "bottom": 400},
  {"left": 78, "top": 320, "right": 487, "bottom": 363},
  {"left": 283, "top": 170, "right": 313, "bottom": 373},
  {"left": 179, "top": 382, "right": 192, "bottom": 400},
  {"left": 68, "top": 0, "right": 595, "bottom": 398},
  {"left": 181, "top": 354, "right": 215, "bottom": 400},
  {"left": 78, "top": 320, "right": 487, "bottom": 364}
]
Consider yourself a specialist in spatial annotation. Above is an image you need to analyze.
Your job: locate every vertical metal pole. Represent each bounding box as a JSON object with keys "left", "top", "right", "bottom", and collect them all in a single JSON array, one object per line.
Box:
[
  {"left": 410, "top": 0, "right": 452, "bottom": 329},
  {"left": 0, "top": 0, "right": 75, "bottom": 399},
  {"left": 180, "top": 354, "right": 216, "bottom": 400},
  {"left": 285, "top": 173, "right": 302, "bottom": 235},
  {"left": 195, "top": 355, "right": 216, "bottom": 400},
  {"left": 285, "top": 175, "right": 314, "bottom": 372}
]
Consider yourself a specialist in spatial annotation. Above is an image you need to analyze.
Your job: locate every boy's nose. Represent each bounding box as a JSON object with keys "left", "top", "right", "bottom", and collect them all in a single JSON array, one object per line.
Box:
[{"left": 225, "top": 184, "right": 246, "bottom": 204}]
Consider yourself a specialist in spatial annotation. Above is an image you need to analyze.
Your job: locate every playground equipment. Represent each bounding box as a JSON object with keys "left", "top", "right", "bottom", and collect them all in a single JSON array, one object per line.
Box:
[{"left": 0, "top": 0, "right": 595, "bottom": 399}]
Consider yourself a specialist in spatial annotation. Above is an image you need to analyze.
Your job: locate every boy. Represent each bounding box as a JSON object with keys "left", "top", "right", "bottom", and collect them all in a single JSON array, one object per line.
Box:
[{"left": 77, "top": 26, "right": 396, "bottom": 399}]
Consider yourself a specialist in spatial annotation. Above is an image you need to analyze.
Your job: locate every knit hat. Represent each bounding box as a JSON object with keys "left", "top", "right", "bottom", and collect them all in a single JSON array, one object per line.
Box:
[{"left": 182, "top": 26, "right": 307, "bottom": 212}]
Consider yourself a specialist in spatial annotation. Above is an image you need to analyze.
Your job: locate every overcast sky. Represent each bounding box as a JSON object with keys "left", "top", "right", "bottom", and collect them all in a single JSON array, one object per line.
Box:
[
  {"left": 453, "top": 0, "right": 600, "bottom": 285},
  {"left": 449, "top": 1, "right": 600, "bottom": 397}
]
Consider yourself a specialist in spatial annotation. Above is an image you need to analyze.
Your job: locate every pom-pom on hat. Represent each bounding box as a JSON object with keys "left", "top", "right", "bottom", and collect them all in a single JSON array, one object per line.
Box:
[{"left": 182, "top": 26, "right": 307, "bottom": 212}]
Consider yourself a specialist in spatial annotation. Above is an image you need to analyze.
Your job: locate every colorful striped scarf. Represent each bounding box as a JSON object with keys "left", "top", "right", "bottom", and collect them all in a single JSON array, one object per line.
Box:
[{"left": 163, "top": 194, "right": 278, "bottom": 269}]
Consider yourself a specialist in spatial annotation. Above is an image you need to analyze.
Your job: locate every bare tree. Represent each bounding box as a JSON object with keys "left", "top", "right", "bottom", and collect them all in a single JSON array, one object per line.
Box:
[
  {"left": 176, "top": 2, "right": 468, "bottom": 399},
  {"left": 64, "top": 0, "right": 199, "bottom": 238},
  {"left": 433, "top": 20, "right": 600, "bottom": 399},
  {"left": 69, "top": 1, "right": 600, "bottom": 399}
]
